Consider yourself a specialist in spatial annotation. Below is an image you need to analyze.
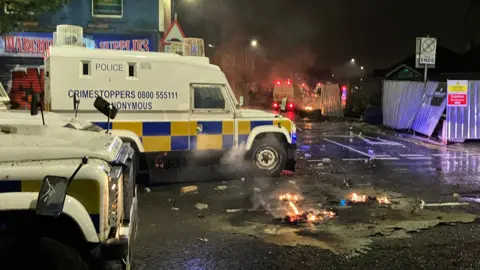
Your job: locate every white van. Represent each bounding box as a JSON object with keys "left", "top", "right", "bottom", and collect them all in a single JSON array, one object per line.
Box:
[{"left": 42, "top": 41, "right": 297, "bottom": 180}]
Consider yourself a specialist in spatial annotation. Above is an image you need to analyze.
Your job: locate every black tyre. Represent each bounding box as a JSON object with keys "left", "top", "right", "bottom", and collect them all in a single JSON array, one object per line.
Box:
[
  {"left": 250, "top": 137, "right": 287, "bottom": 177},
  {"left": 34, "top": 237, "right": 88, "bottom": 270}
]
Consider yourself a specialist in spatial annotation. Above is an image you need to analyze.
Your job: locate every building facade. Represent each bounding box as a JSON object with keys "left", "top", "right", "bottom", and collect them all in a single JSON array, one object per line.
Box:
[{"left": 0, "top": 0, "right": 167, "bottom": 109}]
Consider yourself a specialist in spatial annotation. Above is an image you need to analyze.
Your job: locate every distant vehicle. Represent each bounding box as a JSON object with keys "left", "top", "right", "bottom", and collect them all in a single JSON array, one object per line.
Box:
[{"left": 272, "top": 79, "right": 295, "bottom": 111}]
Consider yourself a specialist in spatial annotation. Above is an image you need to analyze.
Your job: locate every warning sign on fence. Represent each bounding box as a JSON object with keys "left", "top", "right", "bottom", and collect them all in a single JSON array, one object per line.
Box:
[{"left": 447, "top": 80, "right": 468, "bottom": 107}]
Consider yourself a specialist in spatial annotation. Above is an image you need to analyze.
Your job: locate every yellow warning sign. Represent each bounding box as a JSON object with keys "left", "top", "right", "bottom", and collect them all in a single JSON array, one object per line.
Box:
[{"left": 447, "top": 80, "right": 468, "bottom": 93}]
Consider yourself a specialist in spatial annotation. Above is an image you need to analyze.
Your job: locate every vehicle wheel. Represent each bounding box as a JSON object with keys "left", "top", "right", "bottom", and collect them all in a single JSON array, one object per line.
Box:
[
  {"left": 103, "top": 240, "right": 132, "bottom": 270},
  {"left": 250, "top": 137, "right": 287, "bottom": 177},
  {"left": 34, "top": 237, "right": 88, "bottom": 270}
]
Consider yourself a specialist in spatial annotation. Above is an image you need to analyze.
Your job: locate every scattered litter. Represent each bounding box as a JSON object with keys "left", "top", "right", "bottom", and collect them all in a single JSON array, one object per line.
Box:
[
  {"left": 343, "top": 179, "right": 353, "bottom": 187},
  {"left": 144, "top": 187, "right": 151, "bottom": 193},
  {"left": 198, "top": 238, "right": 208, "bottom": 243},
  {"left": 168, "top": 198, "right": 174, "bottom": 203},
  {"left": 288, "top": 180, "right": 296, "bottom": 185},
  {"left": 321, "top": 158, "right": 331, "bottom": 163},
  {"left": 194, "top": 203, "right": 208, "bottom": 210},
  {"left": 181, "top": 185, "right": 198, "bottom": 194},
  {"left": 171, "top": 207, "right": 179, "bottom": 211},
  {"left": 215, "top": 185, "right": 228, "bottom": 191},
  {"left": 253, "top": 187, "right": 261, "bottom": 193},
  {"left": 226, "top": 209, "right": 243, "bottom": 213}
]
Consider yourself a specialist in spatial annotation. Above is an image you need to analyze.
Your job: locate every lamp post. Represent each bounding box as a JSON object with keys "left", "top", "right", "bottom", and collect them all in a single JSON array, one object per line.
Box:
[{"left": 245, "top": 39, "right": 258, "bottom": 71}]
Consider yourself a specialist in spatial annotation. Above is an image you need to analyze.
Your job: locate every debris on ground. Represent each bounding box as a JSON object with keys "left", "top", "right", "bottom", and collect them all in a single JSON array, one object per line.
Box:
[
  {"left": 215, "top": 185, "right": 228, "bottom": 191},
  {"left": 144, "top": 187, "right": 151, "bottom": 193},
  {"left": 198, "top": 238, "right": 208, "bottom": 243},
  {"left": 253, "top": 187, "right": 261, "bottom": 193},
  {"left": 321, "top": 158, "right": 331, "bottom": 163},
  {"left": 343, "top": 179, "right": 353, "bottom": 187},
  {"left": 171, "top": 207, "right": 179, "bottom": 211},
  {"left": 281, "top": 170, "right": 294, "bottom": 176},
  {"left": 194, "top": 203, "right": 208, "bottom": 210},
  {"left": 226, "top": 209, "right": 244, "bottom": 213},
  {"left": 288, "top": 180, "right": 296, "bottom": 185},
  {"left": 168, "top": 198, "right": 174, "bottom": 203},
  {"left": 181, "top": 185, "right": 198, "bottom": 194}
]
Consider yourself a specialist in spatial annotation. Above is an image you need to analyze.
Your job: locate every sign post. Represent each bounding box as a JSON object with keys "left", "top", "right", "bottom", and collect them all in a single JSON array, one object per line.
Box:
[
  {"left": 447, "top": 80, "right": 468, "bottom": 107},
  {"left": 416, "top": 37, "right": 437, "bottom": 82}
]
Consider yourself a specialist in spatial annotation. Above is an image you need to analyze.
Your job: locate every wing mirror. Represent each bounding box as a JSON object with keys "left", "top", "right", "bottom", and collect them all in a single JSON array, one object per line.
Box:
[
  {"left": 36, "top": 157, "right": 88, "bottom": 217},
  {"left": 30, "top": 93, "right": 45, "bottom": 126},
  {"left": 93, "top": 96, "right": 118, "bottom": 133}
]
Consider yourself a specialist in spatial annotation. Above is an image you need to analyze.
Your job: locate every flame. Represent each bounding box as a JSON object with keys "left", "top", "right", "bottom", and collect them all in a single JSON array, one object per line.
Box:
[
  {"left": 377, "top": 197, "right": 390, "bottom": 204},
  {"left": 307, "top": 213, "right": 317, "bottom": 222},
  {"left": 321, "top": 210, "right": 336, "bottom": 218},
  {"left": 279, "top": 192, "right": 336, "bottom": 223},
  {"left": 279, "top": 193, "right": 299, "bottom": 202},
  {"left": 348, "top": 193, "right": 367, "bottom": 203},
  {"left": 288, "top": 201, "right": 300, "bottom": 215}
]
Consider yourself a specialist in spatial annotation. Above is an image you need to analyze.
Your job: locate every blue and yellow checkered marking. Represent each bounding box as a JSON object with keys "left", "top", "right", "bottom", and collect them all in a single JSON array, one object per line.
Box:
[
  {"left": 94, "top": 119, "right": 293, "bottom": 152},
  {"left": 0, "top": 180, "right": 101, "bottom": 233}
]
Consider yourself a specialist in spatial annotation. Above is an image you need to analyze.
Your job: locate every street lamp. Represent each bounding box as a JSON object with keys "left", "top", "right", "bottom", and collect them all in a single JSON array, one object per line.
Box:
[
  {"left": 360, "top": 66, "right": 364, "bottom": 70},
  {"left": 350, "top": 58, "right": 355, "bottom": 63},
  {"left": 250, "top": 39, "right": 258, "bottom": 47}
]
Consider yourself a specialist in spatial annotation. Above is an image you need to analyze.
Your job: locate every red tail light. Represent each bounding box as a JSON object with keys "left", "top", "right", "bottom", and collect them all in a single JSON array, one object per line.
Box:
[
  {"left": 288, "top": 103, "right": 294, "bottom": 109},
  {"left": 273, "top": 102, "right": 278, "bottom": 108}
]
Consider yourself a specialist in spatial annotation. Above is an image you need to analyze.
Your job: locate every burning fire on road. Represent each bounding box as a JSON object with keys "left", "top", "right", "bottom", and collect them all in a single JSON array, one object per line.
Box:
[
  {"left": 278, "top": 193, "right": 336, "bottom": 224},
  {"left": 347, "top": 193, "right": 391, "bottom": 205}
]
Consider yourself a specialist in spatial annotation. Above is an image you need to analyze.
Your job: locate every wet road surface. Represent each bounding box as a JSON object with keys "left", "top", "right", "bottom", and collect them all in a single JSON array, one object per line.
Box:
[{"left": 133, "top": 120, "right": 480, "bottom": 269}]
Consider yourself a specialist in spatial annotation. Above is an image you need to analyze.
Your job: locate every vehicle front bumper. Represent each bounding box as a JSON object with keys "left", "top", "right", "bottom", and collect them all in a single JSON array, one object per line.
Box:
[{"left": 286, "top": 143, "right": 297, "bottom": 171}]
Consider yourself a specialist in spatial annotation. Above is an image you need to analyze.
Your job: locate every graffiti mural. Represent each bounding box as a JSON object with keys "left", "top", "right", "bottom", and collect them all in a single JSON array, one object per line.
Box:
[
  {"left": 0, "top": 61, "right": 44, "bottom": 109},
  {"left": 9, "top": 67, "right": 44, "bottom": 109}
]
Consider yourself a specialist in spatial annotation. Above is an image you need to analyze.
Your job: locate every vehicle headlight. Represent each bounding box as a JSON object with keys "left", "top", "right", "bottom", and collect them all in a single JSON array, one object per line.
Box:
[{"left": 108, "top": 166, "right": 123, "bottom": 227}]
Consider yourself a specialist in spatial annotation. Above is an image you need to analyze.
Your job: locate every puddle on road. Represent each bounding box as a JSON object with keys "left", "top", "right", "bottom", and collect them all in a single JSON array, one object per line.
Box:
[{"left": 204, "top": 192, "right": 478, "bottom": 257}]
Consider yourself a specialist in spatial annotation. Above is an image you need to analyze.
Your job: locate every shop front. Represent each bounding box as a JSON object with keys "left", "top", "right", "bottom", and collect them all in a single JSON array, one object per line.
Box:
[{"left": 0, "top": 31, "right": 157, "bottom": 109}]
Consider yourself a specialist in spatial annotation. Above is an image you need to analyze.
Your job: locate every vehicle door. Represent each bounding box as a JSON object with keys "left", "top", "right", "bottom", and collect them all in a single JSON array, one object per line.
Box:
[{"left": 189, "top": 83, "right": 235, "bottom": 151}]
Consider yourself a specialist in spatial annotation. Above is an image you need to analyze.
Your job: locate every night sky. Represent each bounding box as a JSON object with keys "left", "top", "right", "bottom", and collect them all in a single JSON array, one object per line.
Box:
[{"left": 176, "top": 0, "right": 471, "bottom": 70}]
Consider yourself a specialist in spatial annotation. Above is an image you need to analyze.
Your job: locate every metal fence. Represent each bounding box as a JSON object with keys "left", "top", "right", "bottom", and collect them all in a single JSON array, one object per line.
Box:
[
  {"left": 444, "top": 80, "right": 480, "bottom": 142},
  {"left": 320, "top": 83, "right": 343, "bottom": 117},
  {"left": 382, "top": 80, "right": 435, "bottom": 129},
  {"left": 411, "top": 82, "right": 446, "bottom": 137}
]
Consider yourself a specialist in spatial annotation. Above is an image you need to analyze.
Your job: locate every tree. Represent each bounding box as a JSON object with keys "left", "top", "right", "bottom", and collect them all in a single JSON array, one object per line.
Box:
[{"left": 0, "top": 0, "right": 67, "bottom": 35}]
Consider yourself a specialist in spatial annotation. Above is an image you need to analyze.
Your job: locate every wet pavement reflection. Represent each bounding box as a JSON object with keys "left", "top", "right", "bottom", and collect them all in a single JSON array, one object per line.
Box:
[{"left": 133, "top": 119, "right": 480, "bottom": 269}]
